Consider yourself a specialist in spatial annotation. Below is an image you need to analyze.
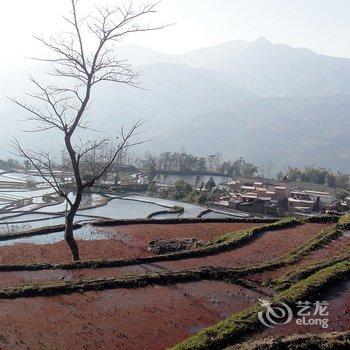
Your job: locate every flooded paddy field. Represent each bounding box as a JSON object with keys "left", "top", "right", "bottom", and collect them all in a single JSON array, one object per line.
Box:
[
  {"left": 0, "top": 171, "right": 247, "bottom": 236},
  {"left": 0, "top": 281, "right": 264, "bottom": 350}
]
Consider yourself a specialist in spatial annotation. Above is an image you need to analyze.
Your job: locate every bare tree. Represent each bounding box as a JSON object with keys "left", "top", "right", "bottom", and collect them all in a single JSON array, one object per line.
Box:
[{"left": 11, "top": 0, "right": 165, "bottom": 261}]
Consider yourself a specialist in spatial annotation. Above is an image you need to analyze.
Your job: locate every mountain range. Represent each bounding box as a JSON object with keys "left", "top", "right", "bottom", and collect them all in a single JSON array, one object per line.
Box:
[{"left": 1, "top": 37, "right": 350, "bottom": 172}]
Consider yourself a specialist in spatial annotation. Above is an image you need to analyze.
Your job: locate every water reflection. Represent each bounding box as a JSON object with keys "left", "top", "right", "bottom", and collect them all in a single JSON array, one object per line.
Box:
[
  {"left": 0, "top": 225, "right": 124, "bottom": 246},
  {"left": 0, "top": 196, "right": 247, "bottom": 246}
]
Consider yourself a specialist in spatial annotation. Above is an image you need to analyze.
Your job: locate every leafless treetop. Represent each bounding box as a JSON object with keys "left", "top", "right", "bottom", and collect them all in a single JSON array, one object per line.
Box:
[{"left": 12, "top": 0, "right": 166, "bottom": 204}]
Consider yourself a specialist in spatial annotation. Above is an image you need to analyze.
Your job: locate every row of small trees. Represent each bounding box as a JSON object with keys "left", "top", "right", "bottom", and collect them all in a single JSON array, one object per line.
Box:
[
  {"left": 0, "top": 159, "right": 22, "bottom": 171},
  {"left": 277, "top": 166, "right": 350, "bottom": 190},
  {"left": 156, "top": 179, "right": 217, "bottom": 204},
  {"left": 137, "top": 152, "right": 258, "bottom": 177}
]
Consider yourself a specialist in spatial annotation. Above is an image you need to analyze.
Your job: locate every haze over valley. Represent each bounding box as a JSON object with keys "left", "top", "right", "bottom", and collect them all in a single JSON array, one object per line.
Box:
[{"left": 2, "top": 37, "right": 350, "bottom": 172}]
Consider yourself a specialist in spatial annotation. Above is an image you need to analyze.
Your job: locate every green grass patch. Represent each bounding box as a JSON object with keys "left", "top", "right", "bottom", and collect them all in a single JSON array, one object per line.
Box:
[
  {"left": 336, "top": 214, "right": 350, "bottom": 229},
  {"left": 303, "top": 215, "right": 340, "bottom": 224}
]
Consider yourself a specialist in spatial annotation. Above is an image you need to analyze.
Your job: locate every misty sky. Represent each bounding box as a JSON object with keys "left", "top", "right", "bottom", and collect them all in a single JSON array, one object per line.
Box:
[{"left": 0, "top": 0, "right": 349, "bottom": 71}]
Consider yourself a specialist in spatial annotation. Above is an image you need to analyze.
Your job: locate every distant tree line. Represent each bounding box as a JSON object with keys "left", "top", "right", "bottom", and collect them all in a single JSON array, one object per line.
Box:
[
  {"left": 0, "top": 159, "right": 37, "bottom": 172},
  {"left": 277, "top": 165, "right": 350, "bottom": 190},
  {"left": 155, "top": 179, "right": 217, "bottom": 205},
  {"left": 219, "top": 157, "right": 258, "bottom": 177},
  {"left": 0, "top": 158, "right": 24, "bottom": 171},
  {"left": 137, "top": 152, "right": 258, "bottom": 177}
]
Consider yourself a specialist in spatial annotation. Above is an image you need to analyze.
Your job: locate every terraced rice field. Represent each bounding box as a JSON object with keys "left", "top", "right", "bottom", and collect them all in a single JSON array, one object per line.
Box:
[{"left": 0, "top": 215, "right": 348, "bottom": 349}]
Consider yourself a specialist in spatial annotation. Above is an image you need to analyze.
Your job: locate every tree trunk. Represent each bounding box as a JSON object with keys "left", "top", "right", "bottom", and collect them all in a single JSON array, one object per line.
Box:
[{"left": 65, "top": 210, "right": 80, "bottom": 261}]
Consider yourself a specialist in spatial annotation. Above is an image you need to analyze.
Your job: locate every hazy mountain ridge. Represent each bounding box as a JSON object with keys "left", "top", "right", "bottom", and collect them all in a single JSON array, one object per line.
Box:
[
  {"left": 120, "top": 37, "right": 350, "bottom": 97},
  {"left": 156, "top": 95, "right": 350, "bottom": 171},
  {"left": 2, "top": 38, "right": 350, "bottom": 171},
  {"left": 118, "top": 38, "right": 350, "bottom": 171},
  {"left": 0, "top": 61, "right": 253, "bottom": 154}
]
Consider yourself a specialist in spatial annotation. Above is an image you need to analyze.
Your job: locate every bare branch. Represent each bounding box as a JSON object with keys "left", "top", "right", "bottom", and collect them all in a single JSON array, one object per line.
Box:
[
  {"left": 11, "top": 139, "right": 72, "bottom": 206},
  {"left": 11, "top": 0, "right": 164, "bottom": 261},
  {"left": 83, "top": 120, "right": 147, "bottom": 188}
]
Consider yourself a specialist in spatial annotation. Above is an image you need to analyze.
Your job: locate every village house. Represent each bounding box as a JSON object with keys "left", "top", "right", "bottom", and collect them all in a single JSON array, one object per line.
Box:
[
  {"left": 223, "top": 180, "right": 289, "bottom": 215},
  {"left": 288, "top": 190, "right": 334, "bottom": 214},
  {"left": 222, "top": 179, "right": 335, "bottom": 216}
]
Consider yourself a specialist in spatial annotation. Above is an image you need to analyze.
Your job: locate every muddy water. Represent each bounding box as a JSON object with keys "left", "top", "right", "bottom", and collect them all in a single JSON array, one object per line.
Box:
[
  {"left": 343, "top": 230, "right": 350, "bottom": 237},
  {"left": 0, "top": 281, "right": 265, "bottom": 350},
  {"left": 0, "top": 195, "right": 244, "bottom": 245},
  {"left": 0, "top": 225, "right": 131, "bottom": 246}
]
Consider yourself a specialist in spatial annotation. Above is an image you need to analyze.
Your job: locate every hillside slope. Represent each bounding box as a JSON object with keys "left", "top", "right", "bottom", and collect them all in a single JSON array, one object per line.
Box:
[{"left": 156, "top": 95, "right": 350, "bottom": 171}]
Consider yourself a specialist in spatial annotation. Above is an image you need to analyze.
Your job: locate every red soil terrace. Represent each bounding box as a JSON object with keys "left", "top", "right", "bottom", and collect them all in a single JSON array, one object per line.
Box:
[
  {"left": 0, "top": 221, "right": 345, "bottom": 350},
  {"left": 0, "top": 281, "right": 263, "bottom": 350},
  {"left": 249, "top": 234, "right": 350, "bottom": 284},
  {"left": 0, "top": 222, "right": 262, "bottom": 265},
  {"left": 156, "top": 223, "right": 328, "bottom": 271},
  {"left": 0, "top": 223, "right": 327, "bottom": 290}
]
